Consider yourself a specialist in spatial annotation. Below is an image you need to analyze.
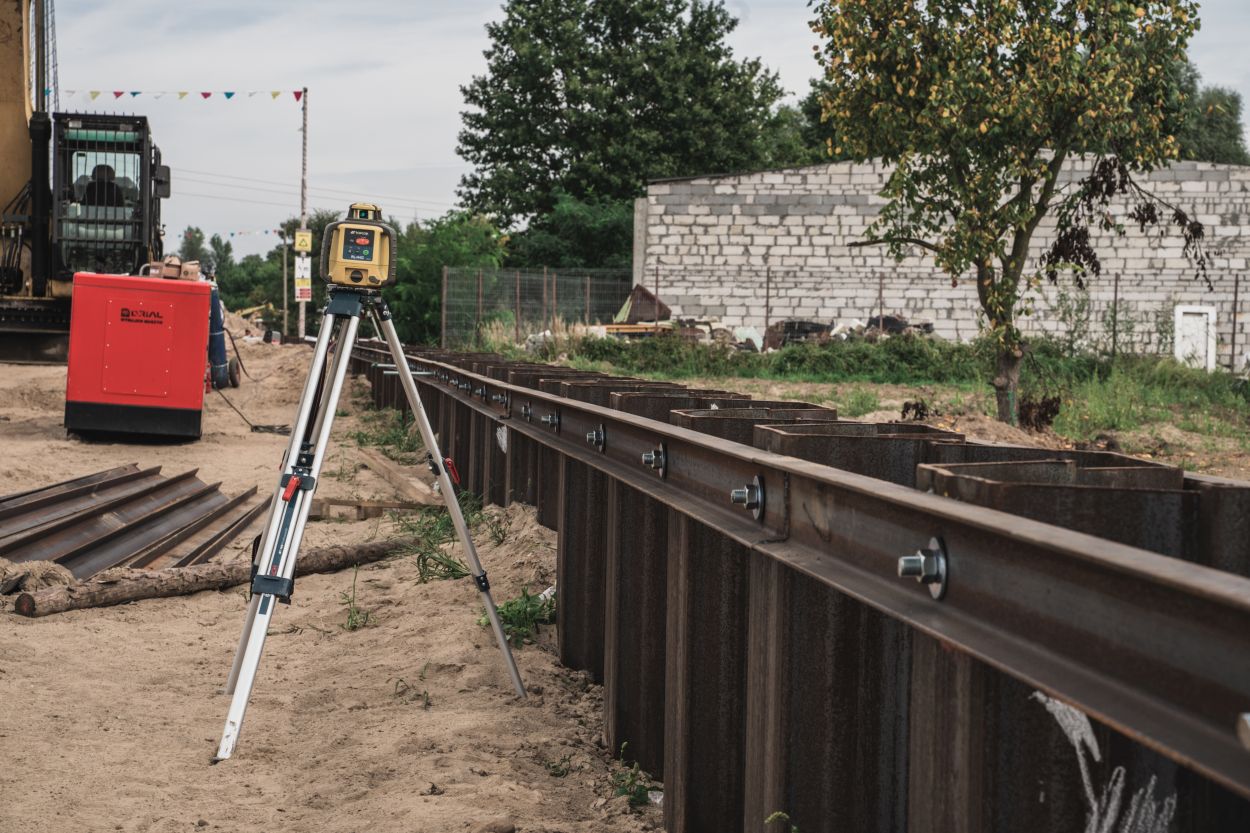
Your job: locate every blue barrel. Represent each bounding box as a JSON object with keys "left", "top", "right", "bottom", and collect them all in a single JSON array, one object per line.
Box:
[{"left": 208, "top": 284, "right": 230, "bottom": 389}]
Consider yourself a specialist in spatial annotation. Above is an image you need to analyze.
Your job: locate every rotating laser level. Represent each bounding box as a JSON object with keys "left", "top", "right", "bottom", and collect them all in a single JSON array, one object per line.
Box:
[
  {"left": 320, "top": 203, "right": 397, "bottom": 288},
  {"left": 212, "top": 203, "right": 524, "bottom": 762}
]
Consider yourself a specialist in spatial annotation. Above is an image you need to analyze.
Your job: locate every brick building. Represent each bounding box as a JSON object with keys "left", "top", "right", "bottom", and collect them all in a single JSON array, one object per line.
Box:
[{"left": 633, "top": 159, "right": 1250, "bottom": 369}]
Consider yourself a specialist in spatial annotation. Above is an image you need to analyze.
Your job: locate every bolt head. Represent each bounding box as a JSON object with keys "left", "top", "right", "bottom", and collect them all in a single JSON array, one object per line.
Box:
[
  {"left": 730, "top": 485, "right": 759, "bottom": 508},
  {"left": 897, "top": 553, "right": 926, "bottom": 579},
  {"left": 641, "top": 451, "right": 656, "bottom": 466}
]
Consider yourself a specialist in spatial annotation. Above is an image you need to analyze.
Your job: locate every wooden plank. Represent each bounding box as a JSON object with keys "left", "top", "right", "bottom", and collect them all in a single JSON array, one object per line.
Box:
[
  {"left": 308, "top": 497, "right": 430, "bottom": 521},
  {"left": 356, "top": 447, "right": 440, "bottom": 506}
]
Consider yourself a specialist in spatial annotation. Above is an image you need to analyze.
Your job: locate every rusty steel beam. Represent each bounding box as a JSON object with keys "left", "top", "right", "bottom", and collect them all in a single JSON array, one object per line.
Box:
[{"left": 385, "top": 349, "right": 1250, "bottom": 801}]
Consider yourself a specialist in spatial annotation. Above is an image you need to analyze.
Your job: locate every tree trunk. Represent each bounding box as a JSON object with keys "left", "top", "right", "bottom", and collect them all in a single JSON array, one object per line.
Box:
[
  {"left": 993, "top": 345, "right": 1023, "bottom": 426},
  {"left": 13, "top": 540, "right": 402, "bottom": 618}
]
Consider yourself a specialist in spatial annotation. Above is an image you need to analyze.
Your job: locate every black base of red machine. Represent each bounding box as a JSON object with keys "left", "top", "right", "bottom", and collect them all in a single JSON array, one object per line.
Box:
[{"left": 64, "top": 401, "right": 202, "bottom": 440}]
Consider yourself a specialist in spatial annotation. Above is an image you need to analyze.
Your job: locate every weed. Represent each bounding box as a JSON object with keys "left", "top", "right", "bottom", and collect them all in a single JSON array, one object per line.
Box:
[
  {"left": 351, "top": 409, "right": 424, "bottom": 461},
  {"left": 479, "top": 587, "right": 556, "bottom": 647},
  {"left": 544, "top": 754, "right": 573, "bottom": 777},
  {"left": 839, "top": 386, "right": 881, "bottom": 418},
  {"left": 765, "top": 811, "right": 799, "bottom": 832},
  {"left": 339, "top": 566, "right": 371, "bottom": 631},
  {"left": 392, "top": 491, "right": 504, "bottom": 583},
  {"left": 393, "top": 677, "right": 433, "bottom": 709},
  {"left": 610, "top": 743, "right": 652, "bottom": 807}
]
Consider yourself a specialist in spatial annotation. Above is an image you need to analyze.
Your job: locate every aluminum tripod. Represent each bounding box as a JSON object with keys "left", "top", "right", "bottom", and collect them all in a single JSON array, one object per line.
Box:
[{"left": 213, "top": 287, "right": 525, "bottom": 762}]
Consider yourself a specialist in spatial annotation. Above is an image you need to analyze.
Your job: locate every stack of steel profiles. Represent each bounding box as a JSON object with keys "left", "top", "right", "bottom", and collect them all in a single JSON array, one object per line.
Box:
[
  {"left": 351, "top": 345, "right": 1250, "bottom": 832},
  {"left": 0, "top": 464, "right": 265, "bottom": 579}
]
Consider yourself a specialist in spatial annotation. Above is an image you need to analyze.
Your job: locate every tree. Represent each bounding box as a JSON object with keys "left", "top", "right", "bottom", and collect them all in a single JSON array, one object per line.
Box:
[
  {"left": 208, "top": 234, "right": 234, "bottom": 279},
  {"left": 387, "top": 212, "right": 507, "bottom": 344},
  {"left": 1176, "top": 62, "right": 1250, "bottom": 165},
  {"left": 811, "top": 0, "right": 1208, "bottom": 423},
  {"left": 179, "top": 226, "right": 208, "bottom": 265},
  {"left": 458, "top": 0, "right": 786, "bottom": 227},
  {"left": 506, "top": 192, "right": 634, "bottom": 268}
]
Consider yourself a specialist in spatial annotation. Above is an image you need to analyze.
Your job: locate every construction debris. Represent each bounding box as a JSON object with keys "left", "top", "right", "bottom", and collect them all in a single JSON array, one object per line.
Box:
[
  {"left": 613, "top": 284, "right": 671, "bottom": 325},
  {"left": 12, "top": 539, "right": 403, "bottom": 618}
]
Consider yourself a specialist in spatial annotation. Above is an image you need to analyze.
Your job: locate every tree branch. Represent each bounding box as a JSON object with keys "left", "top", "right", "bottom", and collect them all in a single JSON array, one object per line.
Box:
[{"left": 848, "top": 236, "right": 942, "bottom": 254}]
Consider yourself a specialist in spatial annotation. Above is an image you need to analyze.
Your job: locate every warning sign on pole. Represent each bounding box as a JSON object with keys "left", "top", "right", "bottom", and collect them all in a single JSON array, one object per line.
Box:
[
  {"left": 294, "top": 254, "right": 312, "bottom": 302},
  {"left": 293, "top": 230, "right": 313, "bottom": 253}
]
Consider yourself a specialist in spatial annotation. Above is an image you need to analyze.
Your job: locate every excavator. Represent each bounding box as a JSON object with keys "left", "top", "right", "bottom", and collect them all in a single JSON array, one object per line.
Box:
[{"left": 0, "top": 0, "right": 170, "bottom": 362}]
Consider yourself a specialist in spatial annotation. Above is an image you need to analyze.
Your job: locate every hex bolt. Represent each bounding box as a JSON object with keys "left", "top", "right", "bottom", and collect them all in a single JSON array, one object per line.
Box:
[
  {"left": 520, "top": 404, "right": 532, "bottom": 420},
  {"left": 897, "top": 537, "right": 948, "bottom": 600},
  {"left": 490, "top": 393, "right": 506, "bottom": 404},
  {"left": 540, "top": 413, "right": 560, "bottom": 428},
  {"left": 641, "top": 448, "right": 664, "bottom": 469},
  {"left": 585, "top": 425, "right": 605, "bottom": 448},
  {"left": 730, "top": 484, "right": 760, "bottom": 508},
  {"left": 474, "top": 386, "right": 486, "bottom": 397}
]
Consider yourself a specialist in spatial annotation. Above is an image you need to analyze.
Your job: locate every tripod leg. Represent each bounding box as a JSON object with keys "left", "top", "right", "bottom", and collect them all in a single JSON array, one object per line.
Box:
[
  {"left": 223, "top": 316, "right": 338, "bottom": 694},
  {"left": 215, "top": 309, "right": 363, "bottom": 761},
  {"left": 372, "top": 305, "right": 527, "bottom": 699}
]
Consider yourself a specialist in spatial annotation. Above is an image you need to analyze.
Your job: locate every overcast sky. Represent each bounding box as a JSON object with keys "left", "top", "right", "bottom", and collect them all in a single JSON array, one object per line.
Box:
[{"left": 55, "top": 0, "right": 1250, "bottom": 259}]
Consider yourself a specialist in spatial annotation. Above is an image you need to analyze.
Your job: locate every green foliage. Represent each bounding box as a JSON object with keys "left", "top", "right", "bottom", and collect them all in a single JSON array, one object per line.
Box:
[
  {"left": 387, "top": 212, "right": 506, "bottom": 344},
  {"left": 839, "top": 386, "right": 881, "bottom": 418},
  {"left": 457, "top": 0, "right": 786, "bottom": 227},
  {"left": 339, "top": 566, "right": 371, "bottom": 631},
  {"left": 1176, "top": 61, "right": 1250, "bottom": 165},
  {"left": 575, "top": 332, "right": 990, "bottom": 384},
  {"left": 543, "top": 754, "right": 573, "bottom": 777},
  {"left": 178, "top": 226, "right": 208, "bottom": 264},
  {"left": 506, "top": 192, "right": 634, "bottom": 268},
  {"left": 810, "top": 0, "right": 1204, "bottom": 422},
  {"left": 479, "top": 587, "right": 556, "bottom": 647},
  {"left": 765, "top": 811, "right": 799, "bottom": 833},
  {"left": 610, "top": 743, "right": 653, "bottom": 808},
  {"left": 351, "top": 409, "right": 424, "bottom": 462}
]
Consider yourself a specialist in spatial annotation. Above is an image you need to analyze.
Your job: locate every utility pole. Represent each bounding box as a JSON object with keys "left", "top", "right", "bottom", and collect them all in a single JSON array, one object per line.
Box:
[
  {"left": 34, "top": 0, "right": 45, "bottom": 112},
  {"left": 281, "top": 232, "right": 289, "bottom": 337},
  {"left": 298, "top": 86, "right": 309, "bottom": 340}
]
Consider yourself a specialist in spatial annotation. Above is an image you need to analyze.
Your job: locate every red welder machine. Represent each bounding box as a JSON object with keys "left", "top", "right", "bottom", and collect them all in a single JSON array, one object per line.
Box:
[{"left": 65, "top": 273, "right": 211, "bottom": 439}]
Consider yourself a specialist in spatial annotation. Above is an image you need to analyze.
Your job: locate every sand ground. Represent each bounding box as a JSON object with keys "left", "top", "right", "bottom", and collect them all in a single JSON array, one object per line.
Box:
[{"left": 0, "top": 339, "right": 660, "bottom": 833}]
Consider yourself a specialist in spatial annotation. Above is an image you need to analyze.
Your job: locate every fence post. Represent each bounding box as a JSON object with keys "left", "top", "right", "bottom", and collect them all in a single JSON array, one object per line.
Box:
[
  {"left": 552, "top": 272, "right": 558, "bottom": 334},
  {"left": 654, "top": 264, "right": 660, "bottom": 335},
  {"left": 515, "top": 270, "right": 521, "bottom": 344},
  {"left": 440, "top": 265, "right": 448, "bottom": 349},
  {"left": 542, "top": 266, "right": 548, "bottom": 335},
  {"left": 764, "top": 264, "right": 771, "bottom": 337},
  {"left": 1111, "top": 271, "right": 1120, "bottom": 361},
  {"left": 1231, "top": 271, "right": 1240, "bottom": 371},
  {"left": 476, "top": 269, "right": 483, "bottom": 347},
  {"left": 585, "top": 275, "right": 591, "bottom": 324}
]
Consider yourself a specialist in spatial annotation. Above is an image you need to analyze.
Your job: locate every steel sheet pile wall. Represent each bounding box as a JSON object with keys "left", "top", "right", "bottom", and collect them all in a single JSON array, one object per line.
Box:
[{"left": 349, "top": 343, "right": 1250, "bottom": 833}]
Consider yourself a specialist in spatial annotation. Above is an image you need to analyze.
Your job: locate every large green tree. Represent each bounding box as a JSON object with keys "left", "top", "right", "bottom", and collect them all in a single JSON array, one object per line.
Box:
[
  {"left": 811, "top": 0, "right": 1209, "bottom": 423},
  {"left": 458, "top": 0, "right": 786, "bottom": 227},
  {"left": 506, "top": 192, "right": 634, "bottom": 269},
  {"left": 1177, "top": 62, "right": 1250, "bottom": 165}
]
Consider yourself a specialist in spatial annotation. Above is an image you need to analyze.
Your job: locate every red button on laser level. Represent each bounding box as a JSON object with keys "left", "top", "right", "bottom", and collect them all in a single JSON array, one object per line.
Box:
[{"left": 355, "top": 237, "right": 369, "bottom": 245}]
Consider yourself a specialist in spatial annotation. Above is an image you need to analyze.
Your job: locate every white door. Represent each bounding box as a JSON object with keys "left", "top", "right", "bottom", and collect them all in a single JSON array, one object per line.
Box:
[{"left": 1174, "top": 305, "right": 1217, "bottom": 371}]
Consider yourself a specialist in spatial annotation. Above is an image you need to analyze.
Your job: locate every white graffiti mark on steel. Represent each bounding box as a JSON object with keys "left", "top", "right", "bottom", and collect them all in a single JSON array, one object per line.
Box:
[{"left": 1032, "top": 692, "right": 1178, "bottom": 833}]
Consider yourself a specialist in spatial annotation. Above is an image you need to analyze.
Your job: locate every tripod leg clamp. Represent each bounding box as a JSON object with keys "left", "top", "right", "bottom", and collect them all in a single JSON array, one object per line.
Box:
[
  {"left": 252, "top": 574, "right": 295, "bottom": 604},
  {"left": 474, "top": 573, "right": 490, "bottom": 593}
]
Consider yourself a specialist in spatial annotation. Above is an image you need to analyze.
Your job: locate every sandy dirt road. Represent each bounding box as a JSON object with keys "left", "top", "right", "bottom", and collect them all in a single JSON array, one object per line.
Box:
[{"left": 0, "top": 340, "right": 658, "bottom": 833}]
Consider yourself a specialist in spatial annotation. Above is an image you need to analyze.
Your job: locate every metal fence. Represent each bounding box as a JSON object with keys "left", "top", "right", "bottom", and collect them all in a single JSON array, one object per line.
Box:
[{"left": 441, "top": 266, "right": 633, "bottom": 348}]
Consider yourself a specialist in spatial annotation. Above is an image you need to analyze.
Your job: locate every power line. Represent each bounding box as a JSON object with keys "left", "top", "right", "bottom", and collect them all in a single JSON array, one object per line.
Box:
[
  {"left": 175, "top": 174, "right": 451, "bottom": 213},
  {"left": 171, "top": 166, "right": 460, "bottom": 208}
]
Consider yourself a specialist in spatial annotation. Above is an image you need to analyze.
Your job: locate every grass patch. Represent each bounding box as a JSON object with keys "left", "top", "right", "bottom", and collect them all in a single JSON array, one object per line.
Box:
[
  {"left": 838, "top": 386, "right": 881, "bottom": 418},
  {"left": 392, "top": 491, "right": 504, "bottom": 583},
  {"left": 610, "top": 744, "right": 654, "bottom": 808},
  {"left": 351, "top": 408, "right": 424, "bottom": 462},
  {"left": 480, "top": 587, "right": 555, "bottom": 647},
  {"left": 339, "top": 566, "right": 371, "bottom": 631}
]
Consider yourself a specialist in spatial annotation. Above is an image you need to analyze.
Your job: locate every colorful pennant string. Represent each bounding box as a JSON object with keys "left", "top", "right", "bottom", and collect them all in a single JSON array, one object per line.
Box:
[{"left": 61, "top": 90, "right": 304, "bottom": 102}]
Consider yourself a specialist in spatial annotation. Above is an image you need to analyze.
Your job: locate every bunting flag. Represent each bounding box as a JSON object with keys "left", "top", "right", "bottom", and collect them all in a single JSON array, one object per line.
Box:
[{"left": 57, "top": 89, "right": 305, "bottom": 102}]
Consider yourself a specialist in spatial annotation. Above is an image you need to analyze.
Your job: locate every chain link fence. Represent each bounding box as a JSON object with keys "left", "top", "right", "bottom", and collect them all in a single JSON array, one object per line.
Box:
[{"left": 441, "top": 266, "right": 634, "bottom": 348}]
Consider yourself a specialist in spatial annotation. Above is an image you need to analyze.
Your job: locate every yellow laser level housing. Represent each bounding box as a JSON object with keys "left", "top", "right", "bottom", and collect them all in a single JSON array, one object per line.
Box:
[{"left": 320, "top": 203, "right": 398, "bottom": 288}]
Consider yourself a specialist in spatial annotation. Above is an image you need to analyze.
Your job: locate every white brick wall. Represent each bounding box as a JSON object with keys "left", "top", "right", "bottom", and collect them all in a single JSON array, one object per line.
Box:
[{"left": 637, "top": 160, "right": 1250, "bottom": 368}]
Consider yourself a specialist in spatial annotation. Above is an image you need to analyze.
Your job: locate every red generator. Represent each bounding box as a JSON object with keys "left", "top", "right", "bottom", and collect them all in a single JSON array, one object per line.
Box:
[{"left": 65, "top": 273, "right": 211, "bottom": 439}]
